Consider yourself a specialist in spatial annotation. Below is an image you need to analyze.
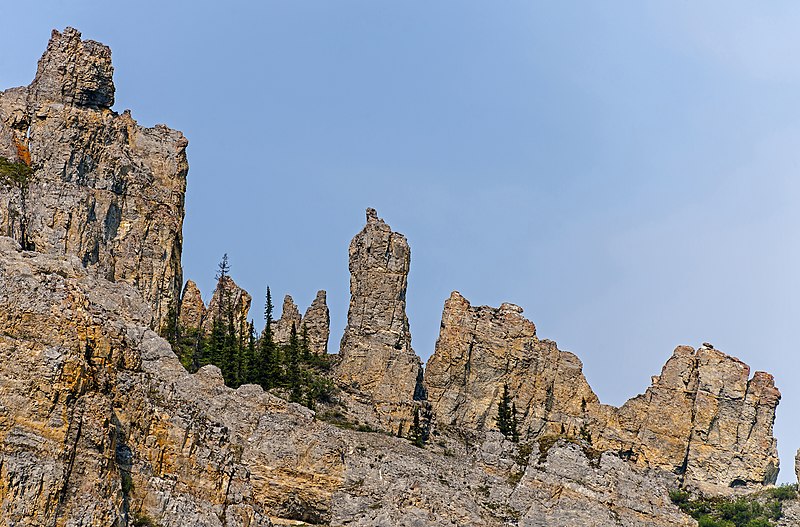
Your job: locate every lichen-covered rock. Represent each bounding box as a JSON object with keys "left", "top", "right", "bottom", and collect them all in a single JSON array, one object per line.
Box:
[
  {"left": 426, "top": 291, "right": 781, "bottom": 495},
  {"left": 336, "top": 208, "right": 422, "bottom": 403},
  {"left": 0, "top": 27, "right": 187, "bottom": 330}
]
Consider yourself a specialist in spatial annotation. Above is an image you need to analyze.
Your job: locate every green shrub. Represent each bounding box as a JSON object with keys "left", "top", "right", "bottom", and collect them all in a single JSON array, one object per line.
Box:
[
  {"left": 0, "top": 156, "right": 33, "bottom": 187},
  {"left": 669, "top": 486, "right": 796, "bottom": 527}
]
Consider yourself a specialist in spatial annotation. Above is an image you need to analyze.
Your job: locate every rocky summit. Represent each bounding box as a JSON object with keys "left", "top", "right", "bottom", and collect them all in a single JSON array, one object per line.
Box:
[
  {"left": 0, "top": 28, "right": 187, "bottom": 331},
  {"left": 0, "top": 27, "right": 797, "bottom": 527}
]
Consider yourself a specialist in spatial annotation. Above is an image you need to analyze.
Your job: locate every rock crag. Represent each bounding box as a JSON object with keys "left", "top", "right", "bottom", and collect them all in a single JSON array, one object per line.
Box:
[
  {"left": 426, "top": 292, "right": 781, "bottom": 494},
  {"left": 336, "top": 209, "right": 423, "bottom": 404},
  {"left": 0, "top": 237, "right": 704, "bottom": 527},
  {"left": 0, "top": 28, "right": 188, "bottom": 330},
  {"left": 270, "top": 291, "right": 331, "bottom": 354}
]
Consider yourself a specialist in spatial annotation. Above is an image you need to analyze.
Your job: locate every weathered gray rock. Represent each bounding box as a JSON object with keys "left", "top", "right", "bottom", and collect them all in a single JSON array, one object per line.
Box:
[
  {"left": 0, "top": 27, "right": 188, "bottom": 330},
  {"left": 336, "top": 208, "right": 422, "bottom": 404},
  {"left": 303, "top": 290, "right": 330, "bottom": 355},
  {"left": 426, "top": 291, "right": 781, "bottom": 495},
  {"left": 203, "top": 275, "right": 252, "bottom": 335},
  {"left": 271, "top": 294, "right": 302, "bottom": 344}
]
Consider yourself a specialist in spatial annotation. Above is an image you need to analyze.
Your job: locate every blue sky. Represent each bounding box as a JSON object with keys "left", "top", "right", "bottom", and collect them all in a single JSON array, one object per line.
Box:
[{"left": 4, "top": 1, "right": 800, "bottom": 482}]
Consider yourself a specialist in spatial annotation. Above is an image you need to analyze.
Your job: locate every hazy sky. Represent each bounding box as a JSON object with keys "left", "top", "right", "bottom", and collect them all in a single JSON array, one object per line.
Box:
[{"left": 4, "top": 1, "right": 799, "bottom": 482}]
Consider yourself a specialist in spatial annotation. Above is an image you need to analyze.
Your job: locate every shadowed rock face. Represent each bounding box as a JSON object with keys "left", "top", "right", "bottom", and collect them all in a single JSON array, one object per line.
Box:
[
  {"left": 426, "top": 291, "right": 781, "bottom": 494},
  {"left": 0, "top": 27, "right": 188, "bottom": 330},
  {"left": 336, "top": 209, "right": 422, "bottom": 403}
]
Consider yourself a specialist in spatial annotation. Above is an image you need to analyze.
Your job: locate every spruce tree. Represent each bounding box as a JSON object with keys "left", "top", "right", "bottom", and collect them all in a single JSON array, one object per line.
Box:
[
  {"left": 497, "top": 383, "right": 514, "bottom": 440},
  {"left": 257, "top": 286, "right": 277, "bottom": 388}
]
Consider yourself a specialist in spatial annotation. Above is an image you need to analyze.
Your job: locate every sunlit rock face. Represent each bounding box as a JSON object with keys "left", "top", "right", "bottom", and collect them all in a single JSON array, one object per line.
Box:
[
  {"left": 0, "top": 27, "right": 188, "bottom": 330},
  {"left": 426, "top": 292, "right": 781, "bottom": 495},
  {"left": 336, "top": 208, "right": 422, "bottom": 404}
]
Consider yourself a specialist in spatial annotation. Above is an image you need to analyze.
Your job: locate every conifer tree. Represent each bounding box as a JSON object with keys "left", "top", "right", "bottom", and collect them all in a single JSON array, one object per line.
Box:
[
  {"left": 497, "top": 383, "right": 517, "bottom": 441},
  {"left": 257, "top": 287, "right": 277, "bottom": 388},
  {"left": 408, "top": 406, "right": 426, "bottom": 448}
]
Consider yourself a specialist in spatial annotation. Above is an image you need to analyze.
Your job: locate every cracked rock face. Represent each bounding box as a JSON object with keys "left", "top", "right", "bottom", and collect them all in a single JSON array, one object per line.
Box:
[
  {"left": 0, "top": 27, "right": 188, "bottom": 330},
  {"left": 336, "top": 208, "right": 422, "bottom": 403},
  {"left": 426, "top": 291, "right": 781, "bottom": 494}
]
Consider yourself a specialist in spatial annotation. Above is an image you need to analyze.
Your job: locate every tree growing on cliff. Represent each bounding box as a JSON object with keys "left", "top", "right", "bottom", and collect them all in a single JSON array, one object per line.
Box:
[{"left": 497, "top": 384, "right": 519, "bottom": 442}]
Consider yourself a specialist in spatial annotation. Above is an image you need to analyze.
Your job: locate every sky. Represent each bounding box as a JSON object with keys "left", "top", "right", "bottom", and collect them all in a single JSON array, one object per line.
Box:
[{"left": 3, "top": 1, "right": 799, "bottom": 483}]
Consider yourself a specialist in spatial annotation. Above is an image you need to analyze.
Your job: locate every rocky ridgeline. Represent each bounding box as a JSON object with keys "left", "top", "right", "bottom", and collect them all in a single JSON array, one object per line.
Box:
[
  {"left": 0, "top": 27, "right": 796, "bottom": 527},
  {"left": 0, "top": 28, "right": 188, "bottom": 330},
  {"left": 426, "top": 293, "right": 781, "bottom": 494}
]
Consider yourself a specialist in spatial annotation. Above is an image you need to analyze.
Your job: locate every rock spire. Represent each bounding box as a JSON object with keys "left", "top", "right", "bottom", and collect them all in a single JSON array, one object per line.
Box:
[{"left": 336, "top": 208, "right": 422, "bottom": 403}]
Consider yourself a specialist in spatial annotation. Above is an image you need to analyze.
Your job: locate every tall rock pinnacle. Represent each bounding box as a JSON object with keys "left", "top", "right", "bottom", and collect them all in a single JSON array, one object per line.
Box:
[
  {"left": 0, "top": 27, "right": 188, "bottom": 329},
  {"left": 336, "top": 208, "right": 422, "bottom": 403}
]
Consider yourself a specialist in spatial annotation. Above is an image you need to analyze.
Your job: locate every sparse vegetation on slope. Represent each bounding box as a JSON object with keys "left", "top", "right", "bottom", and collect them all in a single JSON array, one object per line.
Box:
[{"left": 669, "top": 485, "right": 798, "bottom": 527}]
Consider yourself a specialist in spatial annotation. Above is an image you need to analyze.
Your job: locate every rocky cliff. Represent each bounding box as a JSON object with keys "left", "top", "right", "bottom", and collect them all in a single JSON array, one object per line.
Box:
[
  {"left": 0, "top": 234, "right": 704, "bottom": 527},
  {"left": 0, "top": 28, "right": 188, "bottom": 330},
  {"left": 336, "top": 209, "right": 423, "bottom": 403},
  {"left": 0, "top": 27, "right": 796, "bottom": 527},
  {"left": 426, "top": 292, "right": 781, "bottom": 495}
]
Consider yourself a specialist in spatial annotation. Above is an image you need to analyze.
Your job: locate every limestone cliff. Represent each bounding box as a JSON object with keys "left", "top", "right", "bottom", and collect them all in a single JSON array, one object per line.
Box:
[
  {"left": 426, "top": 291, "right": 781, "bottom": 494},
  {"left": 336, "top": 209, "right": 423, "bottom": 403},
  {"left": 0, "top": 28, "right": 188, "bottom": 330}
]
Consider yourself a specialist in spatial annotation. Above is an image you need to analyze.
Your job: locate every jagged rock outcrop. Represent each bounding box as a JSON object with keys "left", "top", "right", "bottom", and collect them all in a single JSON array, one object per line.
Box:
[
  {"left": 202, "top": 275, "right": 252, "bottom": 334},
  {"left": 0, "top": 27, "right": 188, "bottom": 330},
  {"left": 266, "top": 291, "right": 330, "bottom": 354},
  {"left": 336, "top": 208, "right": 422, "bottom": 403},
  {"left": 0, "top": 237, "right": 703, "bottom": 527},
  {"left": 426, "top": 291, "right": 781, "bottom": 494},
  {"left": 178, "top": 279, "right": 206, "bottom": 331},
  {"left": 302, "top": 290, "right": 330, "bottom": 355},
  {"left": 271, "top": 294, "right": 302, "bottom": 343}
]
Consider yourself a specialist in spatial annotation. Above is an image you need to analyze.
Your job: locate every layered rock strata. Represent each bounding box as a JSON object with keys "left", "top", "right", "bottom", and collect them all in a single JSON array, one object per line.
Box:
[
  {"left": 336, "top": 209, "right": 422, "bottom": 403},
  {"left": 0, "top": 28, "right": 188, "bottom": 329},
  {"left": 426, "top": 291, "right": 781, "bottom": 494}
]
